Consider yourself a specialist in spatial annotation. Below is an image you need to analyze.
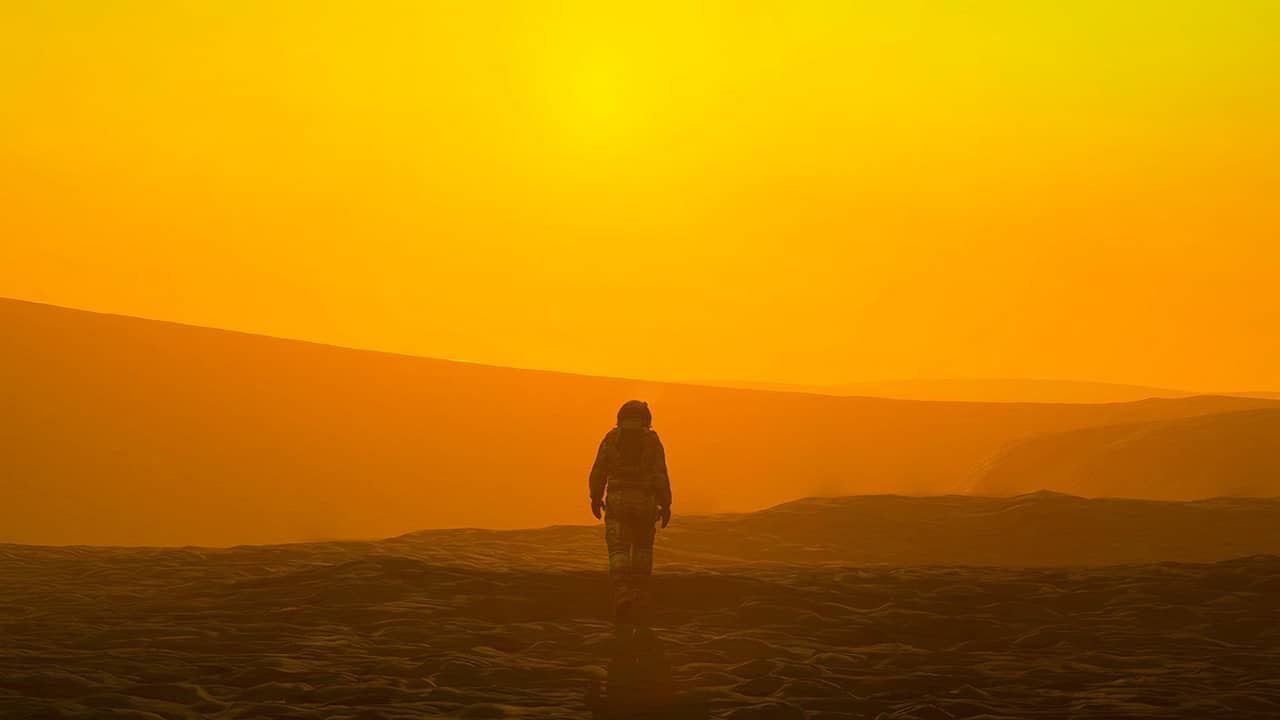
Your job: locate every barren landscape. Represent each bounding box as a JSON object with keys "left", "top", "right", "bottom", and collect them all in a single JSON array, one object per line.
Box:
[
  {"left": 7, "top": 2, "right": 1280, "bottom": 717},
  {"left": 4, "top": 494, "right": 1279, "bottom": 719}
]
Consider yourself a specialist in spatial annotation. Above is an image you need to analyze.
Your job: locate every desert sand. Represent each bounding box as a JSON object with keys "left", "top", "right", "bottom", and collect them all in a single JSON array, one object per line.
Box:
[{"left": 3, "top": 493, "right": 1279, "bottom": 719}]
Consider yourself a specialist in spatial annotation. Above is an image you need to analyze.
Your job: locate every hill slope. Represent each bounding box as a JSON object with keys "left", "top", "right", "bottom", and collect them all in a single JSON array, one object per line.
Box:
[
  {"left": 969, "top": 409, "right": 1280, "bottom": 499},
  {"left": 4, "top": 297, "right": 1278, "bottom": 545}
]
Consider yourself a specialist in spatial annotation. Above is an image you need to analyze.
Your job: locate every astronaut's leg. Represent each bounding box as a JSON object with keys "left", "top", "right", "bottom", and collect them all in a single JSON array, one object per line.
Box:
[
  {"left": 605, "top": 508, "right": 632, "bottom": 577},
  {"left": 629, "top": 504, "right": 657, "bottom": 611},
  {"left": 631, "top": 505, "right": 657, "bottom": 576},
  {"left": 605, "top": 506, "right": 635, "bottom": 616}
]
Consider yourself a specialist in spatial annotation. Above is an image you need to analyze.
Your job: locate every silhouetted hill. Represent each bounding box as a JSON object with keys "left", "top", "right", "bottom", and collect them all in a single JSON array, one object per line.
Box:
[
  {"left": 4, "top": 297, "right": 1278, "bottom": 545},
  {"left": 7, "top": 492, "right": 1278, "bottom": 567},
  {"left": 969, "top": 409, "right": 1280, "bottom": 500},
  {"left": 380, "top": 491, "right": 1280, "bottom": 567}
]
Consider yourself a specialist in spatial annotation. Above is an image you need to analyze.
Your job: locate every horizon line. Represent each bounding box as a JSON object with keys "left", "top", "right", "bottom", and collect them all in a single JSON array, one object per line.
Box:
[{"left": 4, "top": 294, "right": 1276, "bottom": 399}]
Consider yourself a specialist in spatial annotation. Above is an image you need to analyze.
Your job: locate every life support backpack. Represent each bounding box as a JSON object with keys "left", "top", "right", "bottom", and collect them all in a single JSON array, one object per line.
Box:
[{"left": 608, "top": 401, "right": 658, "bottom": 487}]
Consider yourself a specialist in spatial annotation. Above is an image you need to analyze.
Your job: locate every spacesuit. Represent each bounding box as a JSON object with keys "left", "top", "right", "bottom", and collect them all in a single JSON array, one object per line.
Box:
[{"left": 588, "top": 400, "right": 672, "bottom": 615}]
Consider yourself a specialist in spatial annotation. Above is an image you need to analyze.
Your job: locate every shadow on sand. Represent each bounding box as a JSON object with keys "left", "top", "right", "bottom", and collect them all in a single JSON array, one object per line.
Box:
[{"left": 586, "top": 623, "right": 707, "bottom": 719}]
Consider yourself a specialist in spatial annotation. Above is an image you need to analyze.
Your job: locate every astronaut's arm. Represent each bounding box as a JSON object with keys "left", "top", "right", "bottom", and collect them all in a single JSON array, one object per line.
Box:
[
  {"left": 588, "top": 433, "right": 610, "bottom": 502},
  {"left": 653, "top": 436, "right": 672, "bottom": 508}
]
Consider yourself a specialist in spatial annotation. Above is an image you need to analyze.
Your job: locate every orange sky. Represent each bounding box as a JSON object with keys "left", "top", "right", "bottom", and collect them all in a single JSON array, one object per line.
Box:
[{"left": 2, "top": 1, "right": 1278, "bottom": 390}]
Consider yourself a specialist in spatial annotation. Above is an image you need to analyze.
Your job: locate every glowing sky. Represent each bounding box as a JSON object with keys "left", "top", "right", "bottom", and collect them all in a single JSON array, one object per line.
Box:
[{"left": 3, "top": 1, "right": 1278, "bottom": 389}]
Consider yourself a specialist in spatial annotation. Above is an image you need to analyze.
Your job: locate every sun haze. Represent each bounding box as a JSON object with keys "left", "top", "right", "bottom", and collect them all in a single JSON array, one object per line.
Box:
[{"left": 2, "top": 1, "right": 1278, "bottom": 389}]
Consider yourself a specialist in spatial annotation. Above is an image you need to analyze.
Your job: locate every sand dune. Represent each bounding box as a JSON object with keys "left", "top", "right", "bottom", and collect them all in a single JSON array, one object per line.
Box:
[
  {"left": 2, "top": 494, "right": 1278, "bottom": 719},
  {"left": 5, "top": 297, "right": 1279, "bottom": 546},
  {"left": 698, "top": 378, "right": 1193, "bottom": 404},
  {"left": 1209, "top": 390, "right": 1280, "bottom": 400},
  {"left": 970, "top": 409, "right": 1280, "bottom": 499}
]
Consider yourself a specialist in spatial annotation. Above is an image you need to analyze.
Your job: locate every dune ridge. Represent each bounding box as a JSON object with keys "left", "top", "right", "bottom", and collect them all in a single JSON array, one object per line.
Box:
[{"left": 695, "top": 377, "right": 1195, "bottom": 403}]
